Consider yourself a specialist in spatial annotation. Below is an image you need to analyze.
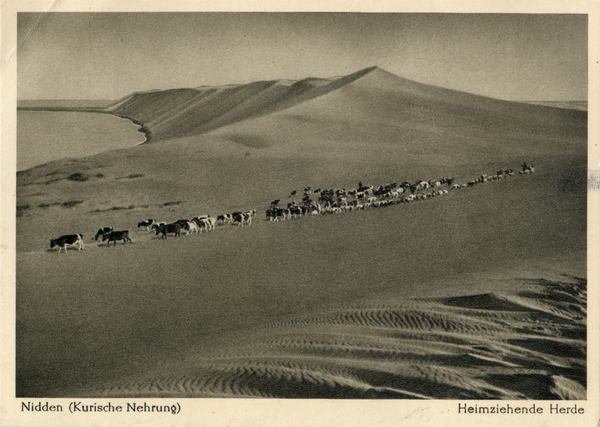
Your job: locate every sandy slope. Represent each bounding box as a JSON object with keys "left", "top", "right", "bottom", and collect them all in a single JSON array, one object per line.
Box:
[
  {"left": 84, "top": 276, "right": 585, "bottom": 399},
  {"left": 15, "top": 67, "right": 587, "bottom": 398},
  {"left": 105, "top": 69, "right": 363, "bottom": 141}
]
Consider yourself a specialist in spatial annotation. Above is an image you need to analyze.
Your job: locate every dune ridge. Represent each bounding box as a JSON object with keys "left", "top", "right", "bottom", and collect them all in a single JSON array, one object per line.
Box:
[
  {"left": 104, "top": 66, "right": 586, "bottom": 147},
  {"left": 82, "top": 276, "right": 585, "bottom": 399},
  {"left": 105, "top": 67, "right": 376, "bottom": 141}
]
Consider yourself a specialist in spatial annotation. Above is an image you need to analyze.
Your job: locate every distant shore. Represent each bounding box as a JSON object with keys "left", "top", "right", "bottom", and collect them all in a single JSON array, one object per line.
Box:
[
  {"left": 17, "top": 103, "right": 151, "bottom": 144},
  {"left": 16, "top": 109, "right": 148, "bottom": 170}
]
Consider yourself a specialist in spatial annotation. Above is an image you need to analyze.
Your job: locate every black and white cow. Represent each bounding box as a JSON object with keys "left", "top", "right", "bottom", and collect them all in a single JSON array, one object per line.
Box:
[
  {"left": 171, "top": 219, "right": 198, "bottom": 235},
  {"left": 185, "top": 221, "right": 200, "bottom": 234},
  {"left": 94, "top": 227, "right": 113, "bottom": 241},
  {"left": 102, "top": 230, "right": 132, "bottom": 245},
  {"left": 232, "top": 213, "right": 246, "bottom": 226},
  {"left": 204, "top": 217, "right": 216, "bottom": 231},
  {"left": 50, "top": 234, "right": 84, "bottom": 253},
  {"left": 232, "top": 211, "right": 255, "bottom": 227},
  {"left": 217, "top": 214, "right": 232, "bottom": 225},
  {"left": 137, "top": 219, "right": 156, "bottom": 231}
]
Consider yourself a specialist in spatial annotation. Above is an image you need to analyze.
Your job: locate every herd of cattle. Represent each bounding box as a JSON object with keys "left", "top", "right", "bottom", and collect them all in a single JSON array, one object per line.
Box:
[
  {"left": 48, "top": 164, "right": 535, "bottom": 253},
  {"left": 48, "top": 210, "right": 258, "bottom": 253}
]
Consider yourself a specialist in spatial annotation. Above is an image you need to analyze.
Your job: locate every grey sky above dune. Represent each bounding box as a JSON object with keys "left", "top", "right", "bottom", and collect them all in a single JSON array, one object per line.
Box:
[{"left": 17, "top": 13, "right": 587, "bottom": 101}]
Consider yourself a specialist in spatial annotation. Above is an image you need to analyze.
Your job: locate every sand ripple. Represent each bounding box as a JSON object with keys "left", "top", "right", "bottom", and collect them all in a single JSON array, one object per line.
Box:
[{"left": 85, "top": 277, "right": 586, "bottom": 399}]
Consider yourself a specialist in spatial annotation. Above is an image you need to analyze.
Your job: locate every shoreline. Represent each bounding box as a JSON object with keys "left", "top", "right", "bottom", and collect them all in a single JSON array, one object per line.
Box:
[{"left": 17, "top": 106, "right": 151, "bottom": 144}]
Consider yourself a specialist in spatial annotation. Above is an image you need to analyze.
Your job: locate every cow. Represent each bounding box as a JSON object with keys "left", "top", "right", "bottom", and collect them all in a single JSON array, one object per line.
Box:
[
  {"left": 102, "top": 230, "right": 132, "bottom": 245},
  {"left": 191, "top": 217, "right": 205, "bottom": 231},
  {"left": 171, "top": 219, "right": 195, "bottom": 235},
  {"left": 185, "top": 221, "right": 200, "bottom": 234},
  {"left": 232, "top": 211, "right": 254, "bottom": 226},
  {"left": 232, "top": 213, "right": 246, "bottom": 226},
  {"left": 154, "top": 223, "right": 182, "bottom": 239},
  {"left": 191, "top": 216, "right": 214, "bottom": 232},
  {"left": 288, "top": 205, "right": 303, "bottom": 218},
  {"left": 94, "top": 227, "right": 113, "bottom": 241},
  {"left": 194, "top": 215, "right": 210, "bottom": 225},
  {"left": 265, "top": 208, "right": 276, "bottom": 221},
  {"left": 137, "top": 219, "right": 156, "bottom": 231},
  {"left": 217, "top": 214, "right": 232, "bottom": 225},
  {"left": 149, "top": 222, "right": 167, "bottom": 231},
  {"left": 203, "top": 217, "right": 216, "bottom": 231},
  {"left": 50, "top": 234, "right": 83, "bottom": 253},
  {"left": 173, "top": 219, "right": 201, "bottom": 235},
  {"left": 266, "top": 208, "right": 288, "bottom": 222}
]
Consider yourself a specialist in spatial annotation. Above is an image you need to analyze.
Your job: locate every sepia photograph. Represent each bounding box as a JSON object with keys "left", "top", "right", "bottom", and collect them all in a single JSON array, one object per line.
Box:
[{"left": 2, "top": 1, "right": 599, "bottom": 426}]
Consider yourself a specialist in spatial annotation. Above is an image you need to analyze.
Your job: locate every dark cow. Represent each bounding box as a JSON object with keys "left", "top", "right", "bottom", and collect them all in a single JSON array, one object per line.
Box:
[
  {"left": 50, "top": 234, "right": 83, "bottom": 253},
  {"left": 266, "top": 208, "right": 288, "bottom": 222},
  {"left": 94, "top": 227, "right": 113, "bottom": 241},
  {"left": 287, "top": 205, "right": 303, "bottom": 218},
  {"left": 173, "top": 219, "right": 191, "bottom": 229},
  {"left": 102, "top": 230, "right": 132, "bottom": 245},
  {"left": 154, "top": 223, "right": 182, "bottom": 239},
  {"left": 149, "top": 221, "right": 167, "bottom": 231}
]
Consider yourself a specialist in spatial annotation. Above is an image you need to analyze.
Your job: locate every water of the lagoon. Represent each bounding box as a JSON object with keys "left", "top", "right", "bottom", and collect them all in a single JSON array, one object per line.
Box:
[{"left": 17, "top": 111, "right": 146, "bottom": 171}]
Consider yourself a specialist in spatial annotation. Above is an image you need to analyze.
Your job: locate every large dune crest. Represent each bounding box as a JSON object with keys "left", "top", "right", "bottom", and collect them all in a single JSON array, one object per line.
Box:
[
  {"left": 105, "top": 66, "right": 378, "bottom": 141},
  {"left": 105, "top": 66, "right": 587, "bottom": 156}
]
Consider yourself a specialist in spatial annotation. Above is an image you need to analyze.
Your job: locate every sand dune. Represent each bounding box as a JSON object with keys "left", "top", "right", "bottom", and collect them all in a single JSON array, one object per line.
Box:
[
  {"left": 81, "top": 277, "right": 585, "bottom": 399},
  {"left": 106, "top": 68, "right": 374, "bottom": 141},
  {"left": 16, "top": 66, "right": 587, "bottom": 399},
  {"left": 106, "top": 66, "right": 586, "bottom": 151}
]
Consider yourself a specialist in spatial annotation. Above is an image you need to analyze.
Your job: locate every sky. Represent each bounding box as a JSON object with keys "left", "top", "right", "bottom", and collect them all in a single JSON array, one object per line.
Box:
[{"left": 16, "top": 12, "right": 588, "bottom": 101}]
